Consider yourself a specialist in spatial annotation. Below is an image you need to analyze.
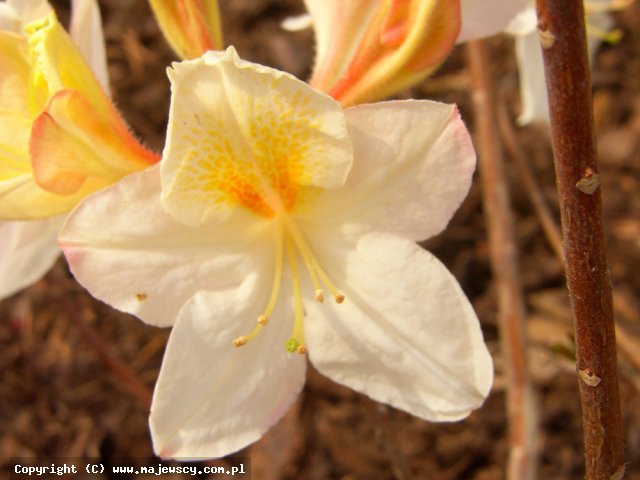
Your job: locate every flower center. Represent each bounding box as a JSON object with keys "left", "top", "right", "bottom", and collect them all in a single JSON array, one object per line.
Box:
[{"left": 232, "top": 213, "right": 344, "bottom": 354}]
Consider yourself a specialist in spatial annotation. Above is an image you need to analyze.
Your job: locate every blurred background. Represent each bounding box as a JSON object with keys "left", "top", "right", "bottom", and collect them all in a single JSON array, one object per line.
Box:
[{"left": 1, "top": 1, "right": 639, "bottom": 478}]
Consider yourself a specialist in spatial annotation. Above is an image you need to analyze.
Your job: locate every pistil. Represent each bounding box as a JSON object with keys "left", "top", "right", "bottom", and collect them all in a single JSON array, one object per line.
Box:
[{"left": 285, "top": 235, "right": 306, "bottom": 354}]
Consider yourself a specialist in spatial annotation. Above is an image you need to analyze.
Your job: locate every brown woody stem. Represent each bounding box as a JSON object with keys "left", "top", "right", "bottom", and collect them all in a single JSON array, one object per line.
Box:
[
  {"left": 66, "top": 303, "right": 153, "bottom": 410},
  {"left": 536, "top": 1, "right": 624, "bottom": 478}
]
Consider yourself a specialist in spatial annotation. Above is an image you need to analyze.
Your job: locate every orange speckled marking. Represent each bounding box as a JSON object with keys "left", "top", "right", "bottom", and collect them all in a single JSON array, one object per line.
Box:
[{"left": 168, "top": 86, "right": 325, "bottom": 218}]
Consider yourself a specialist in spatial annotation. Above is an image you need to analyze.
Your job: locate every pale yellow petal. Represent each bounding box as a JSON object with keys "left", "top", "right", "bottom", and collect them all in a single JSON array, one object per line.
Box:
[
  {"left": 26, "top": 11, "right": 111, "bottom": 117},
  {"left": 161, "top": 47, "right": 352, "bottom": 226}
]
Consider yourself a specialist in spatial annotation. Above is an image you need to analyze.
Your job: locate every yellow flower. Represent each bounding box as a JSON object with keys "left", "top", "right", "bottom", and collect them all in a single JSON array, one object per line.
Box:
[{"left": 0, "top": 11, "right": 158, "bottom": 220}]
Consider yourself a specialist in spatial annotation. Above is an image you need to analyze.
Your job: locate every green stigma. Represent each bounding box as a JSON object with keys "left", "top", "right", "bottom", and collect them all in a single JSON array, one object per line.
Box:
[{"left": 285, "top": 338, "right": 299, "bottom": 353}]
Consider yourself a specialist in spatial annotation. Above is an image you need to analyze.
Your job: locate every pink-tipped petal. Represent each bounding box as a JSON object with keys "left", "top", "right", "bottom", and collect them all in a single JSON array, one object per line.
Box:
[{"left": 301, "top": 100, "right": 475, "bottom": 242}]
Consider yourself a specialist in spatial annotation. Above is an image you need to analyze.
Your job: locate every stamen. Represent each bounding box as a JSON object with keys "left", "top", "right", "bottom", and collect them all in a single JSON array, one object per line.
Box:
[
  {"left": 288, "top": 221, "right": 325, "bottom": 300},
  {"left": 317, "top": 269, "right": 345, "bottom": 303},
  {"left": 233, "top": 336, "right": 248, "bottom": 347},
  {"left": 231, "top": 219, "right": 285, "bottom": 348},
  {"left": 586, "top": 23, "right": 623, "bottom": 44},
  {"left": 296, "top": 345, "right": 307, "bottom": 355},
  {"left": 282, "top": 215, "right": 346, "bottom": 304},
  {"left": 585, "top": 0, "right": 632, "bottom": 13},
  {"left": 584, "top": 0, "right": 631, "bottom": 45}
]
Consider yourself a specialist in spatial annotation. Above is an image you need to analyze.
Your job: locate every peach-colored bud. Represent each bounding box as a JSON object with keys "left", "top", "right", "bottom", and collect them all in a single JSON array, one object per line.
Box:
[
  {"left": 149, "top": 0, "right": 223, "bottom": 59},
  {"left": 307, "top": 0, "right": 460, "bottom": 106}
]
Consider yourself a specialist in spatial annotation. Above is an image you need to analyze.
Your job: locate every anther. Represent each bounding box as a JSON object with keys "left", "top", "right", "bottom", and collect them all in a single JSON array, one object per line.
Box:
[
  {"left": 335, "top": 294, "right": 345, "bottom": 304},
  {"left": 233, "top": 336, "right": 249, "bottom": 347},
  {"left": 257, "top": 315, "right": 268, "bottom": 326},
  {"left": 314, "top": 289, "right": 324, "bottom": 302},
  {"left": 296, "top": 345, "right": 307, "bottom": 355}
]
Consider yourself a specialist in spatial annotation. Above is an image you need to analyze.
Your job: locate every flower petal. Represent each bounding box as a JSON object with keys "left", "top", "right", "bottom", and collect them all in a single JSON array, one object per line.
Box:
[
  {"left": 69, "top": 0, "right": 110, "bottom": 94},
  {"left": 150, "top": 280, "right": 306, "bottom": 458},
  {"left": 6, "top": 0, "right": 51, "bottom": 30},
  {"left": 513, "top": 29, "right": 550, "bottom": 126},
  {"left": 457, "top": 0, "right": 529, "bottom": 43},
  {"left": 327, "top": 0, "right": 461, "bottom": 106},
  {"left": 299, "top": 100, "right": 475, "bottom": 242},
  {"left": 304, "top": 0, "right": 378, "bottom": 92},
  {"left": 161, "top": 47, "right": 352, "bottom": 226},
  {"left": 148, "top": 0, "right": 223, "bottom": 60},
  {"left": 504, "top": 6, "right": 537, "bottom": 36},
  {"left": 280, "top": 13, "right": 312, "bottom": 32},
  {"left": 0, "top": 170, "right": 100, "bottom": 220},
  {"left": 26, "top": 11, "right": 111, "bottom": 117},
  {"left": 30, "top": 89, "right": 158, "bottom": 196},
  {"left": 0, "top": 216, "right": 61, "bottom": 299},
  {"left": 59, "top": 164, "right": 273, "bottom": 327},
  {"left": 305, "top": 233, "right": 493, "bottom": 421},
  {"left": 0, "top": 30, "right": 30, "bottom": 130},
  {"left": 0, "top": 4, "right": 21, "bottom": 32}
]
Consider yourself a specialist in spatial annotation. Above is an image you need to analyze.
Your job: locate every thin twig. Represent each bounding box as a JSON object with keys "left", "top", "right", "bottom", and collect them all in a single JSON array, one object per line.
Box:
[
  {"left": 497, "top": 103, "right": 564, "bottom": 261},
  {"left": 65, "top": 298, "right": 153, "bottom": 410},
  {"left": 536, "top": 1, "right": 624, "bottom": 478},
  {"left": 360, "top": 397, "right": 411, "bottom": 480},
  {"left": 467, "top": 40, "right": 538, "bottom": 480}
]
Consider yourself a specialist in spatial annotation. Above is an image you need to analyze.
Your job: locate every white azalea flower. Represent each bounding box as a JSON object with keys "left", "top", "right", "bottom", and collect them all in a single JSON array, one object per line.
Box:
[
  {"left": 458, "top": 0, "right": 629, "bottom": 125},
  {"left": 0, "top": 0, "right": 51, "bottom": 32},
  {"left": 457, "top": 0, "right": 530, "bottom": 43},
  {"left": 59, "top": 47, "right": 493, "bottom": 458},
  {"left": 463, "top": 0, "right": 626, "bottom": 125}
]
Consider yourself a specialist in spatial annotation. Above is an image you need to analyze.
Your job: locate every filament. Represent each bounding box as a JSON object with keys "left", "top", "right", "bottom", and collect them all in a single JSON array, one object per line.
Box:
[
  {"left": 282, "top": 215, "right": 345, "bottom": 304},
  {"left": 233, "top": 218, "right": 285, "bottom": 347}
]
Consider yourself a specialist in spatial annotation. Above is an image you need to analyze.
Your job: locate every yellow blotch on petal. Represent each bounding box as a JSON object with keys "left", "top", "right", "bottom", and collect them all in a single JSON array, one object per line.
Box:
[
  {"left": 167, "top": 98, "right": 319, "bottom": 218},
  {"left": 162, "top": 48, "right": 352, "bottom": 225}
]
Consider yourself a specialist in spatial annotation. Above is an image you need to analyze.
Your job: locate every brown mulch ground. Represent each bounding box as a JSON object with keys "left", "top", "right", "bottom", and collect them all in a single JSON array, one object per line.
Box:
[{"left": 2, "top": 1, "right": 640, "bottom": 479}]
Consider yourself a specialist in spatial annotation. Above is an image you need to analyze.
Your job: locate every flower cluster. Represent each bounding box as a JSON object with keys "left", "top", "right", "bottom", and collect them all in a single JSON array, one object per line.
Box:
[{"left": 25, "top": 0, "right": 631, "bottom": 459}]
